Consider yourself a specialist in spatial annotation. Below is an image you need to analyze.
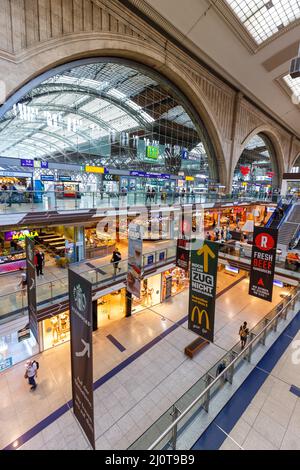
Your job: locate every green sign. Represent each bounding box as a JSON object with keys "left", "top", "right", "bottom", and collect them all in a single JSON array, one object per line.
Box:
[
  {"left": 146, "top": 146, "right": 159, "bottom": 160},
  {"left": 188, "top": 240, "right": 219, "bottom": 342}
]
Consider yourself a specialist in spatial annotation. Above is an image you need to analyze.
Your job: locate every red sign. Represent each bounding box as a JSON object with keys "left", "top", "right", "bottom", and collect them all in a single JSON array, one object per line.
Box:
[
  {"left": 266, "top": 171, "right": 274, "bottom": 178},
  {"left": 240, "top": 166, "right": 250, "bottom": 176},
  {"left": 255, "top": 232, "right": 275, "bottom": 251}
]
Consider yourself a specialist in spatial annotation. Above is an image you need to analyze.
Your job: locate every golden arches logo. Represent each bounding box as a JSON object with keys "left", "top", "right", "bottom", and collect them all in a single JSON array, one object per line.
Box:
[{"left": 191, "top": 306, "right": 210, "bottom": 330}]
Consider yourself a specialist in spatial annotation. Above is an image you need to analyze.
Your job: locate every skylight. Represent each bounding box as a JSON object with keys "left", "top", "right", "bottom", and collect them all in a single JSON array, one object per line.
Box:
[
  {"left": 283, "top": 74, "right": 300, "bottom": 103},
  {"left": 225, "top": 0, "right": 300, "bottom": 44}
]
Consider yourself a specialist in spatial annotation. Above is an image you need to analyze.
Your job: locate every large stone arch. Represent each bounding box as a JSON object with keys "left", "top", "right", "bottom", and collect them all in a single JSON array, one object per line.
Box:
[
  {"left": 290, "top": 152, "right": 300, "bottom": 170},
  {"left": 231, "top": 125, "right": 286, "bottom": 189},
  {"left": 0, "top": 34, "right": 227, "bottom": 185}
]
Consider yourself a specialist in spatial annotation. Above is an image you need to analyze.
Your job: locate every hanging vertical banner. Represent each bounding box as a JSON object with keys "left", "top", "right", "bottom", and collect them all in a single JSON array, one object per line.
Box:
[
  {"left": 127, "top": 224, "right": 143, "bottom": 298},
  {"left": 25, "top": 238, "right": 39, "bottom": 344},
  {"left": 176, "top": 240, "right": 190, "bottom": 271},
  {"left": 188, "top": 240, "right": 219, "bottom": 342},
  {"left": 69, "top": 269, "right": 95, "bottom": 450},
  {"left": 249, "top": 227, "right": 278, "bottom": 302}
]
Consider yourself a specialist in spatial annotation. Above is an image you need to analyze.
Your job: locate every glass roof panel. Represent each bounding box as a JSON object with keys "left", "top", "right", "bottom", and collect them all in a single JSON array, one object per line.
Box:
[
  {"left": 283, "top": 74, "right": 300, "bottom": 101},
  {"left": 225, "top": 0, "right": 300, "bottom": 44}
]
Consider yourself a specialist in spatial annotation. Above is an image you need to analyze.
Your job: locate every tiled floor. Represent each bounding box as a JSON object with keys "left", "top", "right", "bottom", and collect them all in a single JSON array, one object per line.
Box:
[
  {"left": 0, "top": 272, "right": 286, "bottom": 450},
  {"left": 220, "top": 330, "right": 300, "bottom": 450}
]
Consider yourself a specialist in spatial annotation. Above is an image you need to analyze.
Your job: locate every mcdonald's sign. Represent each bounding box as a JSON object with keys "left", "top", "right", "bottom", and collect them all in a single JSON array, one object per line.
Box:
[
  {"left": 188, "top": 240, "right": 219, "bottom": 342},
  {"left": 191, "top": 306, "right": 210, "bottom": 331}
]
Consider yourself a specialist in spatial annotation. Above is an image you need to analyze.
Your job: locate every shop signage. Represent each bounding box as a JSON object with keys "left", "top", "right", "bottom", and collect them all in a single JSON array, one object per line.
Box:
[
  {"left": 41, "top": 175, "right": 55, "bottom": 181},
  {"left": 0, "top": 357, "right": 12, "bottom": 371},
  {"left": 21, "top": 159, "right": 34, "bottom": 167},
  {"left": 59, "top": 175, "right": 72, "bottom": 182},
  {"left": 8, "top": 230, "right": 39, "bottom": 241},
  {"left": 85, "top": 165, "right": 107, "bottom": 174},
  {"left": 103, "top": 174, "right": 120, "bottom": 182},
  {"left": 165, "top": 275, "right": 173, "bottom": 300},
  {"left": 159, "top": 251, "right": 165, "bottom": 261},
  {"left": 249, "top": 226, "right": 278, "bottom": 302},
  {"left": 147, "top": 254, "right": 154, "bottom": 266},
  {"left": 69, "top": 270, "right": 95, "bottom": 450},
  {"left": 188, "top": 240, "right": 219, "bottom": 342},
  {"left": 185, "top": 176, "right": 194, "bottom": 182},
  {"left": 127, "top": 224, "right": 143, "bottom": 299},
  {"left": 34, "top": 161, "right": 48, "bottom": 169},
  {"left": 0, "top": 171, "right": 32, "bottom": 178},
  {"left": 25, "top": 237, "right": 39, "bottom": 344},
  {"left": 18, "top": 325, "right": 31, "bottom": 342},
  {"left": 146, "top": 146, "right": 159, "bottom": 160},
  {"left": 129, "top": 171, "right": 170, "bottom": 180}
]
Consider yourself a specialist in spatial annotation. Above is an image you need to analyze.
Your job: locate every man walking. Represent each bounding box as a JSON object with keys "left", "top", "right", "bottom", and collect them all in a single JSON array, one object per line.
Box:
[
  {"left": 25, "top": 360, "right": 38, "bottom": 391},
  {"left": 35, "top": 250, "right": 44, "bottom": 277},
  {"left": 239, "top": 321, "right": 249, "bottom": 350},
  {"left": 111, "top": 247, "right": 122, "bottom": 277}
]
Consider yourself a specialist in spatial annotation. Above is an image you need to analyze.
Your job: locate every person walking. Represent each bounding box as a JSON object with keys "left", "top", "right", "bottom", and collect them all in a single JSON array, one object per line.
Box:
[
  {"left": 239, "top": 321, "right": 249, "bottom": 350},
  {"left": 18, "top": 267, "right": 27, "bottom": 297},
  {"left": 146, "top": 187, "right": 152, "bottom": 204},
  {"left": 35, "top": 250, "right": 44, "bottom": 277},
  {"left": 24, "top": 360, "right": 38, "bottom": 391},
  {"left": 151, "top": 188, "right": 156, "bottom": 203},
  {"left": 111, "top": 247, "right": 122, "bottom": 276}
]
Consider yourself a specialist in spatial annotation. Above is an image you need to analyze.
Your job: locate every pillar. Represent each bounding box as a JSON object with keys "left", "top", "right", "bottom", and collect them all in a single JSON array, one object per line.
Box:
[
  {"left": 74, "top": 226, "right": 85, "bottom": 262},
  {"left": 92, "top": 299, "right": 98, "bottom": 331}
]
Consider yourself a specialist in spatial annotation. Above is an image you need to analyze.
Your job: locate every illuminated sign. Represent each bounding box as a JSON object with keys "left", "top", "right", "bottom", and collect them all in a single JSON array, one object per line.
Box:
[
  {"left": 146, "top": 146, "right": 159, "bottom": 160},
  {"left": 21, "top": 159, "right": 34, "bottom": 168},
  {"left": 273, "top": 279, "right": 283, "bottom": 288},
  {"left": 85, "top": 166, "right": 106, "bottom": 174},
  {"left": 11, "top": 230, "right": 39, "bottom": 241},
  {"left": 185, "top": 176, "right": 195, "bottom": 182},
  {"left": 225, "top": 265, "right": 239, "bottom": 275}
]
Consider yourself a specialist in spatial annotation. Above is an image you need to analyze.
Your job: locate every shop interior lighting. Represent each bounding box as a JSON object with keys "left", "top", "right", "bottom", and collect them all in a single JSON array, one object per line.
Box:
[{"left": 225, "top": 0, "right": 300, "bottom": 44}]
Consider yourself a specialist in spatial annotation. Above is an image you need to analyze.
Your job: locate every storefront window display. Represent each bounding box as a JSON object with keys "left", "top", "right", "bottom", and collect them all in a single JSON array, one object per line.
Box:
[
  {"left": 0, "top": 229, "right": 39, "bottom": 274},
  {"left": 0, "top": 330, "right": 38, "bottom": 372},
  {"left": 97, "top": 289, "right": 126, "bottom": 327},
  {"left": 162, "top": 267, "right": 189, "bottom": 299},
  {"left": 132, "top": 274, "right": 162, "bottom": 314},
  {"left": 42, "top": 312, "right": 70, "bottom": 350}
]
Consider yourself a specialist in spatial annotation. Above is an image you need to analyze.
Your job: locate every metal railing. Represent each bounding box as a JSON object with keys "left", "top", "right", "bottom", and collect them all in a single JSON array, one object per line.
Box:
[
  {"left": 0, "top": 189, "right": 275, "bottom": 214},
  {"left": 128, "top": 288, "right": 298, "bottom": 450},
  {"left": 0, "top": 245, "right": 176, "bottom": 322}
]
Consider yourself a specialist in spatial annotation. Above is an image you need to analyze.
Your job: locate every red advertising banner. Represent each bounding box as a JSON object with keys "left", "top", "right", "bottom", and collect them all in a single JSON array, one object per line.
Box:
[{"left": 249, "top": 227, "right": 278, "bottom": 302}]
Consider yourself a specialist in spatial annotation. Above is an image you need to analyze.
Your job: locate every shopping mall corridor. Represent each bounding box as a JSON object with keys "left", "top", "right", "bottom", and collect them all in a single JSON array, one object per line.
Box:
[{"left": 0, "top": 276, "right": 288, "bottom": 450}]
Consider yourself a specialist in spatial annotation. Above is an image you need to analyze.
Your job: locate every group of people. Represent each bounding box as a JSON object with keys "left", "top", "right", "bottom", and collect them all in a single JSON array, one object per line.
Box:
[
  {"left": 145, "top": 187, "right": 196, "bottom": 204},
  {"left": 206, "top": 226, "right": 232, "bottom": 242}
]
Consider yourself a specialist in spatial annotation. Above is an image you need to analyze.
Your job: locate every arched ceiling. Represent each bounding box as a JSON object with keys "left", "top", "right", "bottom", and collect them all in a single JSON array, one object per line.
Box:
[
  {"left": 127, "top": 0, "right": 300, "bottom": 137},
  {"left": 0, "top": 61, "right": 217, "bottom": 177}
]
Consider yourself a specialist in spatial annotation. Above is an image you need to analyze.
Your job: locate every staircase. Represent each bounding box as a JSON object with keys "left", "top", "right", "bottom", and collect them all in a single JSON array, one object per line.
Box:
[{"left": 278, "top": 203, "right": 300, "bottom": 248}]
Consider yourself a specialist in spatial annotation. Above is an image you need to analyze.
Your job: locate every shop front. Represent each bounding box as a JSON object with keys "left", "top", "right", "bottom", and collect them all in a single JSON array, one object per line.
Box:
[
  {"left": 41, "top": 311, "right": 70, "bottom": 350},
  {"left": 97, "top": 289, "right": 126, "bottom": 327},
  {"left": 85, "top": 223, "right": 116, "bottom": 259},
  {"left": 0, "top": 225, "right": 78, "bottom": 274}
]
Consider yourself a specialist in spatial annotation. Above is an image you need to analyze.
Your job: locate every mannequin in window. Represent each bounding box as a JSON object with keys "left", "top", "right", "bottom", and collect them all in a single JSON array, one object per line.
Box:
[
  {"left": 50, "top": 316, "right": 59, "bottom": 343},
  {"left": 60, "top": 312, "right": 68, "bottom": 334},
  {"left": 146, "top": 287, "right": 154, "bottom": 306}
]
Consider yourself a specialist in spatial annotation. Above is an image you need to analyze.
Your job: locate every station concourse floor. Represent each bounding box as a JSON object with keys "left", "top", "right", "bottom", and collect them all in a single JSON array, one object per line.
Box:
[
  {"left": 219, "top": 329, "right": 300, "bottom": 450},
  {"left": 0, "top": 275, "right": 287, "bottom": 450}
]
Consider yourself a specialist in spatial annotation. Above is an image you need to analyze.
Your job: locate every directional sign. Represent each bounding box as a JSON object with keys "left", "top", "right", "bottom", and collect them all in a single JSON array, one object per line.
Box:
[
  {"left": 188, "top": 240, "right": 219, "bottom": 342},
  {"left": 69, "top": 269, "right": 95, "bottom": 450},
  {"left": 249, "top": 226, "right": 278, "bottom": 302}
]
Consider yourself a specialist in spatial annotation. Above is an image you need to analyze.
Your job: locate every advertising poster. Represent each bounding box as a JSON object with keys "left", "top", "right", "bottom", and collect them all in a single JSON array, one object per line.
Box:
[
  {"left": 69, "top": 270, "right": 95, "bottom": 450},
  {"left": 25, "top": 238, "right": 39, "bottom": 344},
  {"left": 249, "top": 227, "right": 278, "bottom": 302},
  {"left": 127, "top": 224, "right": 143, "bottom": 298},
  {"left": 176, "top": 239, "right": 190, "bottom": 271},
  {"left": 188, "top": 240, "right": 219, "bottom": 342}
]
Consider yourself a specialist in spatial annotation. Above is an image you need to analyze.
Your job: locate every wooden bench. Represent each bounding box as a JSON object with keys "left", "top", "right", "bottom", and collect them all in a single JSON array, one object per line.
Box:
[{"left": 184, "top": 337, "right": 209, "bottom": 358}]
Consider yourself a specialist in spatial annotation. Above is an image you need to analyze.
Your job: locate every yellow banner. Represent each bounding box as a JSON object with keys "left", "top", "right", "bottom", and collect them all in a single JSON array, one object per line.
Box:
[{"left": 85, "top": 166, "right": 105, "bottom": 174}]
